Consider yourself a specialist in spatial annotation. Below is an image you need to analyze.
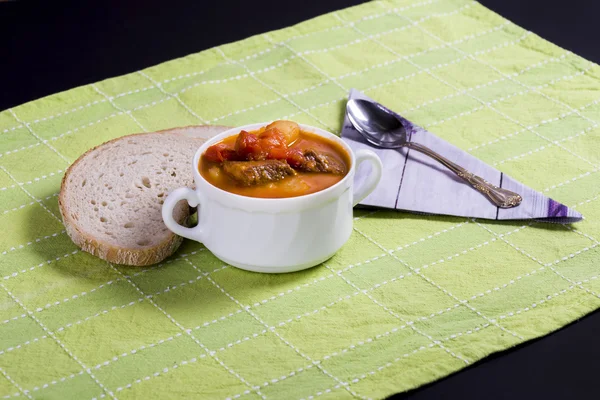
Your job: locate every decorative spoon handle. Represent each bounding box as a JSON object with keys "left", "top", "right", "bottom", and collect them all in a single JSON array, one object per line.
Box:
[{"left": 404, "top": 142, "right": 522, "bottom": 209}]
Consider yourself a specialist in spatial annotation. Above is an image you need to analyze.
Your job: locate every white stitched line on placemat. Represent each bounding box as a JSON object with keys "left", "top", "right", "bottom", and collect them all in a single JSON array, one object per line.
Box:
[
  {"left": 0, "top": 245, "right": 206, "bottom": 315},
  {"left": 543, "top": 167, "right": 600, "bottom": 193},
  {"left": 469, "top": 96, "right": 600, "bottom": 151},
  {"left": 495, "top": 284, "right": 583, "bottom": 320},
  {"left": 91, "top": 84, "right": 148, "bottom": 132},
  {"left": 0, "top": 250, "right": 204, "bottom": 328},
  {"left": 216, "top": 48, "right": 338, "bottom": 133},
  {"left": 299, "top": 2, "right": 475, "bottom": 57},
  {"left": 278, "top": 0, "right": 440, "bottom": 48},
  {"left": 265, "top": 34, "right": 347, "bottom": 93},
  {"left": 414, "top": 225, "right": 526, "bottom": 272},
  {"left": 0, "top": 161, "right": 78, "bottom": 318},
  {"left": 353, "top": 209, "right": 380, "bottom": 220},
  {"left": 0, "top": 167, "right": 63, "bottom": 227},
  {"left": 6, "top": 109, "right": 71, "bottom": 165},
  {"left": 0, "top": 254, "right": 209, "bottom": 333},
  {"left": 1, "top": 100, "right": 107, "bottom": 135},
  {"left": 422, "top": 21, "right": 600, "bottom": 128},
  {"left": 572, "top": 194, "right": 600, "bottom": 209},
  {"left": 1, "top": 193, "right": 59, "bottom": 215},
  {"left": 23, "top": 278, "right": 123, "bottom": 315},
  {"left": 369, "top": 10, "right": 599, "bottom": 169},
  {"left": 98, "top": 353, "right": 209, "bottom": 398},
  {"left": 0, "top": 260, "right": 216, "bottom": 351},
  {"left": 391, "top": 221, "right": 469, "bottom": 253},
  {"left": 136, "top": 71, "right": 207, "bottom": 123},
  {"left": 169, "top": 39, "right": 349, "bottom": 94},
  {"left": 268, "top": 1, "right": 475, "bottom": 77},
  {"left": 1, "top": 250, "right": 79, "bottom": 281},
  {"left": 102, "top": 262, "right": 267, "bottom": 399},
  {"left": 24, "top": 371, "right": 87, "bottom": 397},
  {"left": 1, "top": 313, "right": 28, "bottom": 326},
  {"left": 0, "top": 98, "right": 173, "bottom": 160},
  {"left": 0, "top": 299, "right": 146, "bottom": 357},
  {"left": 0, "top": 228, "right": 65, "bottom": 256},
  {"left": 0, "top": 169, "right": 63, "bottom": 191},
  {"left": 327, "top": 264, "right": 470, "bottom": 365},
  {"left": 494, "top": 121, "right": 599, "bottom": 166},
  {"left": 209, "top": 78, "right": 331, "bottom": 122},
  {"left": 0, "top": 284, "right": 117, "bottom": 399},
  {"left": 565, "top": 225, "right": 600, "bottom": 245},
  {"left": 0, "top": 366, "right": 32, "bottom": 400},
  {"left": 13, "top": 238, "right": 596, "bottom": 398},
  {"left": 476, "top": 222, "right": 600, "bottom": 299},
  {"left": 422, "top": 67, "right": 590, "bottom": 129},
  {"left": 400, "top": 52, "right": 566, "bottom": 117},
  {"left": 353, "top": 225, "right": 524, "bottom": 340},
  {"left": 336, "top": 20, "right": 511, "bottom": 82},
  {"left": 184, "top": 259, "right": 364, "bottom": 400},
  {"left": 2, "top": 250, "right": 81, "bottom": 280}
]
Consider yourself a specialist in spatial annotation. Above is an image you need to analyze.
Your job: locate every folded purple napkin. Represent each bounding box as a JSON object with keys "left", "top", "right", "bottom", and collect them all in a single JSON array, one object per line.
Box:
[{"left": 342, "top": 89, "right": 582, "bottom": 224}]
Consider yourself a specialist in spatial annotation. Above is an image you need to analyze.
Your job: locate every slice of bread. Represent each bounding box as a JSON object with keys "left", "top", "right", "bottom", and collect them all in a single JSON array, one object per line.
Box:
[{"left": 59, "top": 125, "right": 230, "bottom": 266}]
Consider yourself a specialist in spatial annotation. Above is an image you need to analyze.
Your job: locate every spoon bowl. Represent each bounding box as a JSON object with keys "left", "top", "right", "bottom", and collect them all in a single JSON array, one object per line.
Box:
[{"left": 346, "top": 99, "right": 408, "bottom": 149}]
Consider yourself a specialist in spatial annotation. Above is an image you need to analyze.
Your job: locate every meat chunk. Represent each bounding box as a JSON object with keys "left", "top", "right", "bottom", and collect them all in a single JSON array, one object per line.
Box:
[
  {"left": 287, "top": 149, "right": 346, "bottom": 174},
  {"left": 223, "top": 160, "right": 295, "bottom": 186}
]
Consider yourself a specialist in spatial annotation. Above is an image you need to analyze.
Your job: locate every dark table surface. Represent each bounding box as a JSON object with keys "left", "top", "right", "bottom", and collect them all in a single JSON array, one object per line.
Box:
[{"left": 1, "top": 0, "right": 598, "bottom": 398}]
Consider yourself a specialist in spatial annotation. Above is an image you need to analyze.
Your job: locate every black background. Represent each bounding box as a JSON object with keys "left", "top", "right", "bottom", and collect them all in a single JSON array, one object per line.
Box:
[{"left": 1, "top": 0, "right": 599, "bottom": 398}]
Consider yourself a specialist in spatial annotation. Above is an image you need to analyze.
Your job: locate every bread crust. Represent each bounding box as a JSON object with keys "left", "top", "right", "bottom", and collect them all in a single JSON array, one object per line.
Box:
[{"left": 58, "top": 125, "right": 229, "bottom": 266}]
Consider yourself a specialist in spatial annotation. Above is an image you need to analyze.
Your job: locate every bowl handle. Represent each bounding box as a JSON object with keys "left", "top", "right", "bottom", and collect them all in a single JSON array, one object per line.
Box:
[
  {"left": 352, "top": 149, "right": 383, "bottom": 207},
  {"left": 162, "top": 187, "right": 206, "bottom": 242}
]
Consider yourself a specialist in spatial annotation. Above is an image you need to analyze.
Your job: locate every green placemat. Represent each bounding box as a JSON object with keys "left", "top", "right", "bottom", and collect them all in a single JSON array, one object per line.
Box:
[{"left": 2, "top": 0, "right": 600, "bottom": 398}]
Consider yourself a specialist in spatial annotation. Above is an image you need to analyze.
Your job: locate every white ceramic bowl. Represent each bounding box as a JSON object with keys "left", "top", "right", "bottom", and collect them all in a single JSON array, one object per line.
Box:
[{"left": 162, "top": 122, "right": 382, "bottom": 273}]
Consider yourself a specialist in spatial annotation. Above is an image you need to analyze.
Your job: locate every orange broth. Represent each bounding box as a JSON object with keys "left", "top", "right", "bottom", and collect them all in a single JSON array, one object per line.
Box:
[{"left": 199, "top": 128, "right": 351, "bottom": 198}]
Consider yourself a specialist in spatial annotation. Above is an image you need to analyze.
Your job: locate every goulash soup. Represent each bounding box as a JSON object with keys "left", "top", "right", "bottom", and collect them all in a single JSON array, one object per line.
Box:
[{"left": 199, "top": 120, "right": 350, "bottom": 198}]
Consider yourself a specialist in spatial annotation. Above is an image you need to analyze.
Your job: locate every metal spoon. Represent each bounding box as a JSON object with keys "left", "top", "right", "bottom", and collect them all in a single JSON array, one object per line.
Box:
[{"left": 346, "top": 98, "right": 522, "bottom": 209}]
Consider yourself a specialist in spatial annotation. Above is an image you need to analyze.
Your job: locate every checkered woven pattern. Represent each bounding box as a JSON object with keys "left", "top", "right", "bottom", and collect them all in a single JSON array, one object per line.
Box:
[{"left": 1, "top": 0, "right": 600, "bottom": 398}]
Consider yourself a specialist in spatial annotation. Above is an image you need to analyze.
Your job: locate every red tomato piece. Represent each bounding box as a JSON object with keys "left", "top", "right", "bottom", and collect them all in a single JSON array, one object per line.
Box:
[
  {"left": 258, "top": 128, "right": 288, "bottom": 160},
  {"left": 285, "top": 148, "right": 305, "bottom": 168},
  {"left": 235, "top": 130, "right": 264, "bottom": 160},
  {"left": 204, "top": 143, "right": 237, "bottom": 162}
]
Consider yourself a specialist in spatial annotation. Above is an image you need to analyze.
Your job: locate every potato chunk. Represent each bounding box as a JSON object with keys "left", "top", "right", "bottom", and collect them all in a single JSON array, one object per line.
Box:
[{"left": 265, "top": 120, "right": 300, "bottom": 145}]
